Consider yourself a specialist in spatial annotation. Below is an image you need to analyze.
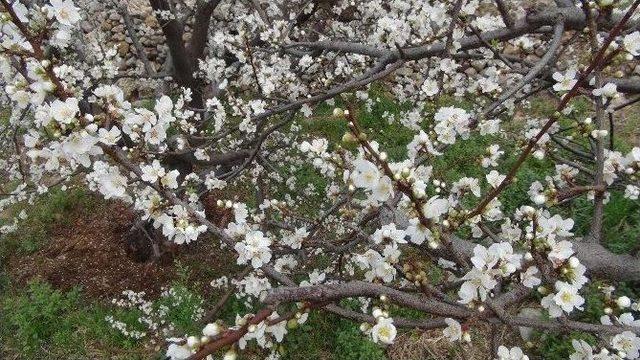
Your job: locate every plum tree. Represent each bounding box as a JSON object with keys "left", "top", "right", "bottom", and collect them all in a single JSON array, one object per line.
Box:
[{"left": 1, "top": 0, "right": 640, "bottom": 359}]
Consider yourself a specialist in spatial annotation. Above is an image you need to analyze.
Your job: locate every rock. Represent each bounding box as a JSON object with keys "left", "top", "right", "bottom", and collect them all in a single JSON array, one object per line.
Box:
[
  {"left": 112, "top": 33, "right": 125, "bottom": 41},
  {"left": 144, "top": 15, "right": 157, "bottom": 27},
  {"left": 80, "top": 21, "right": 93, "bottom": 33},
  {"left": 128, "top": 0, "right": 153, "bottom": 16},
  {"left": 503, "top": 44, "right": 518, "bottom": 56},
  {"left": 117, "top": 42, "right": 130, "bottom": 57}
]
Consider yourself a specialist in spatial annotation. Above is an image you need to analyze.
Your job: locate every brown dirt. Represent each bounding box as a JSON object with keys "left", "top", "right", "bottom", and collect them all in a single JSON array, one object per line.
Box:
[
  {"left": 388, "top": 322, "right": 522, "bottom": 360},
  {"left": 7, "top": 195, "right": 238, "bottom": 301},
  {"left": 388, "top": 327, "right": 488, "bottom": 360}
]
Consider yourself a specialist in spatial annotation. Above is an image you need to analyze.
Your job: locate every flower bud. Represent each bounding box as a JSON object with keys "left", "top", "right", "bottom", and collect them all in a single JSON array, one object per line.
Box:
[
  {"left": 342, "top": 132, "right": 355, "bottom": 143},
  {"left": 372, "top": 308, "right": 383, "bottom": 318},
  {"left": 604, "top": 307, "right": 613, "bottom": 314},
  {"left": 533, "top": 150, "right": 545, "bottom": 160},
  {"left": 463, "top": 332, "right": 471, "bottom": 342},
  {"left": 287, "top": 318, "right": 299, "bottom": 329},
  {"left": 537, "top": 286, "right": 548, "bottom": 295},
  {"left": 223, "top": 350, "right": 238, "bottom": 360},
  {"left": 533, "top": 194, "right": 547, "bottom": 205},
  {"left": 186, "top": 336, "right": 200, "bottom": 349},
  {"left": 616, "top": 296, "right": 631, "bottom": 308},
  {"left": 203, "top": 323, "right": 221, "bottom": 337}
]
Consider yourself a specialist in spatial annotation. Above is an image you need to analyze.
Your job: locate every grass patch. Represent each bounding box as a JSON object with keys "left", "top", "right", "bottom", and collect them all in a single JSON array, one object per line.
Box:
[
  {"left": 1, "top": 92, "right": 639, "bottom": 360},
  {"left": 1, "top": 187, "right": 95, "bottom": 257},
  {"left": 0, "top": 281, "right": 145, "bottom": 359},
  {"left": 532, "top": 331, "right": 596, "bottom": 360},
  {"left": 568, "top": 193, "right": 640, "bottom": 254},
  {"left": 281, "top": 311, "right": 386, "bottom": 360}
]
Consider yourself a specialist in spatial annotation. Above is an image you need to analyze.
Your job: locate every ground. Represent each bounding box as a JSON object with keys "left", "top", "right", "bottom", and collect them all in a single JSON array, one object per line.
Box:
[
  {"left": 6, "top": 197, "right": 238, "bottom": 300},
  {"left": 1, "top": 93, "right": 639, "bottom": 359}
]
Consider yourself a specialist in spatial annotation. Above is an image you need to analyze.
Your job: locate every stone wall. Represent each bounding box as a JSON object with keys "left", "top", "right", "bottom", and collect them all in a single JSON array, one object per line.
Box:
[{"left": 79, "top": 0, "right": 171, "bottom": 91}]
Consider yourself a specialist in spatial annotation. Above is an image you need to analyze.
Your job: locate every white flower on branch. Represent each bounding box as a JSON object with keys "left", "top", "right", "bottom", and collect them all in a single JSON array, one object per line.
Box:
[
  {"left": 235, "top": 230, "right": 272, "bottom": 269},
  {"left": 352, "top": 159, "right": 381, "bottom": 190},
  {"left": 623, "top": 31, "right": 640, "bottom": 56},
  {"left": 611, "top": 331, "right": 640, "bottom": 359},
  {"left": 458, "top": 268, "right": 497, "bottom": 304},
  {"left": 592, "top": 83, "right": 619, "bottom": 99},
  {"left": 552, "top": 281, "right": 585, "bottom": 314},
  {"left": 496, "top": 346, "right": 529, "bottom": 360},
  {"left": 45, "top": 0, "right": 81, "bottom": 26},
  {"left": 486, "top": 170, "right": 506, "bottom": 188},
  {"left": 49, "top": 97, "right": 79, "bottom": 125},
  {"left": 422, "top": 196, "right": 449, "bottom": 220},
  {"left": 434, "top": 106, "right": 471, "bottom": 145},
  {"left": 370, "top": 317, "right": 396, "bottom": 345},
  {"left": 405, "top": 218, "right": 432, "bottom": 245},
  {"left": 443, "top": 318, "right": 468, "bottom": 342},
  {"left": 569, "top": 339, "right": 594, "bottom": 360},
  {"left": 372, "top": 223, "right": 406, "bottom": 245},
  {"left": 521, "top": 266, "right": 541, "bottom": 288},
  {"left": 166, "top": 343, "right": 193, "bottom": 360},
  {"left": 552, "top": 69, "right": 577, "bottom": 92}
]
